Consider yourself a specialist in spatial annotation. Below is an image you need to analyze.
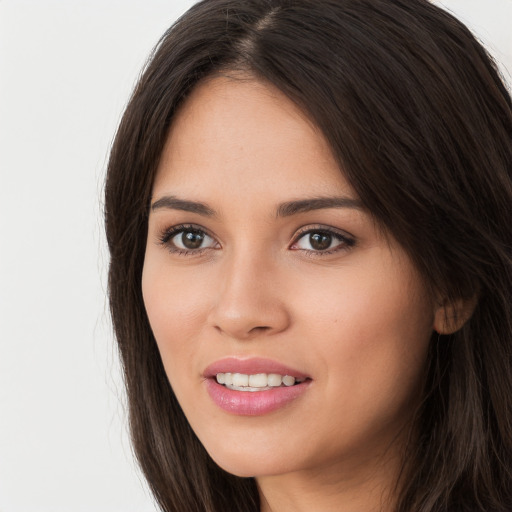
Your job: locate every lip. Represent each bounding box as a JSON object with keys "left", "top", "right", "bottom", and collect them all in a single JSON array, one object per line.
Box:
[{"left": 203, "top": 357, "right": 311, "bottom": 416}]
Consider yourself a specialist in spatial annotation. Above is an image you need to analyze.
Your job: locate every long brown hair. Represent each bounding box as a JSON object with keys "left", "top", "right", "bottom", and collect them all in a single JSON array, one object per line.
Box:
[{"left": 105, "top": 1, "right": 512, "bottom": 510}]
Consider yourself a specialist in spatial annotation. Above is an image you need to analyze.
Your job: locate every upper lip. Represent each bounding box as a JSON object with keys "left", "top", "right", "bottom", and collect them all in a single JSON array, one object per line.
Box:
[{"left": 203, "top": 357, "right": 309, "bottom": 379}]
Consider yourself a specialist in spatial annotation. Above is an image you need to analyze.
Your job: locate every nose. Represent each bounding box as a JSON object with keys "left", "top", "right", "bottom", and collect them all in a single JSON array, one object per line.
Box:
[{"left": 207, "top": 251, "right": 291, "bottom": 340}]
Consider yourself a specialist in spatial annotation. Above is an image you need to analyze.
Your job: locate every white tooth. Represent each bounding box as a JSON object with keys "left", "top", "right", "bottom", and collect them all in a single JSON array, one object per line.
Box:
[
  {"left": 232, "top": 373, "right": 249, "bottom": 387},
  {"left": 224, "top": 373, "right": 233, "bottom": 386},
  {"left": 282, "top": 375, "right": 296, "bottom": 386},
  {"left": 216, "top": 373, "right": 226, "bottom": 385},
  {"left": 249, "top": 373, "right": 268, "bottom": 388},
  {"left": 267, "top": 374, "right": 283, "bottom": 387},
  {"left": 228, "top": 385, "right": 266, "bottom": 392}
]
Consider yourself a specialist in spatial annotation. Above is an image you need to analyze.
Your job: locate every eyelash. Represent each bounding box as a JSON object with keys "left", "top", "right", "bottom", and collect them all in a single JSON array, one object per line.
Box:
[
  {"left": 157, "top": 224, "right": 356, "bottom": 257},
  {"left": 290, "top": 226, "right": 356, "bottom": 256},
  {"left": 158, "top": 224, "right": 218, "bottom": 256}
]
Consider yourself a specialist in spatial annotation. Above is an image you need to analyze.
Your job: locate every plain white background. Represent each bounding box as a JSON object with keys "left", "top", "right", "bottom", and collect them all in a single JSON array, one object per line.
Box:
[{"left": 0, "top": 1, "right": 510, "bottom": 511}]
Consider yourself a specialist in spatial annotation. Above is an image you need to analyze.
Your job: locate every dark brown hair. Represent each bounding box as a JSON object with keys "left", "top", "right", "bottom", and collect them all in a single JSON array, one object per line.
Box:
[{"left": 104, "top": 1, "right": 512, "bottom": 510}]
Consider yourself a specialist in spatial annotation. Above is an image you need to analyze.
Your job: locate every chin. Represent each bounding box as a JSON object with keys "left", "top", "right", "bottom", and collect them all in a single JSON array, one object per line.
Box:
[{"left": 205, "top": 443, "right": 298, "bottom": 478}]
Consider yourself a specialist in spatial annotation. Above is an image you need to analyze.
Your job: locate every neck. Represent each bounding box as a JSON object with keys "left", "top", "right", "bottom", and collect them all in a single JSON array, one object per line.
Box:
[{"left": 257, "top": 445, "right": 404, "bottom": 512}]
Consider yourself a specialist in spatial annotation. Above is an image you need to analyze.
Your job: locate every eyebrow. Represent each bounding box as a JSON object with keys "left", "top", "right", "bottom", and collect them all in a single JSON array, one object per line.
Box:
[
  {"left": 276, "top": 196, "right": 364, "bottom": 217},
  {"left": 151, "top": 196, "right": 216, "bottom": 216},
  {"left": 150, "top": 194, "right": 364, "bottom": 217}
]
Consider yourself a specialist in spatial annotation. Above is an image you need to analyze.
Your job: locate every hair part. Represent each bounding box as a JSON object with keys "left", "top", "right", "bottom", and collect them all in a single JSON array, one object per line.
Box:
[{"left": 105, "top": 1, "right": 512, "bottom": 510}]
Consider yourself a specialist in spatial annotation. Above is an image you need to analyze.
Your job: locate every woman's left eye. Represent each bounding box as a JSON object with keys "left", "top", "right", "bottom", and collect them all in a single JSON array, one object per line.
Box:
[{"left": 291, "top": 229, "right": 355, "bottom": 253}]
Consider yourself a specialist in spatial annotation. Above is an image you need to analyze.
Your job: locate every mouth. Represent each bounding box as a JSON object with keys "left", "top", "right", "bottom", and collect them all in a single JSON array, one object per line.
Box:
[
  {"left": 215, "top": 372, "right": 307, "bottom": 391},
  {"left": 203, "top": 358, "right": 311, "bottom": 415}
]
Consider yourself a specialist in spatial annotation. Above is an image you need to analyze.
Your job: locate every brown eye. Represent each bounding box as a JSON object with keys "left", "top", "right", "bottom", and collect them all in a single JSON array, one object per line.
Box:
[
  {"left": 180, "top": 231, "right": 205, "bottom": 249},
  {"left": 309, "top": 233, "right": 332, "bottom": 251},
  {"left": 165, "top": 227, "right": 218, "bottom": 252},
  {"left": 291, "top": 228, "right": 354, "bottom": 254}
]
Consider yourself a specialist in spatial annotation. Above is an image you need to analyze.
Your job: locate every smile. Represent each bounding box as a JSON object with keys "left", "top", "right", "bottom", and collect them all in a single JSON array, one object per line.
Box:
[
  {"left": 203, "top": 358, "right": 311, "bottom": 415},
  {"left": 216, "top": 372, "right": 306, "bottom": 391}
]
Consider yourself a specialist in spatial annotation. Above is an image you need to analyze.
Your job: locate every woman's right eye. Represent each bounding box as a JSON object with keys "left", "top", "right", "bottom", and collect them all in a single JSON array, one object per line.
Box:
[{"left": 159, "top": 226, "right": 218, "bottom": 254}]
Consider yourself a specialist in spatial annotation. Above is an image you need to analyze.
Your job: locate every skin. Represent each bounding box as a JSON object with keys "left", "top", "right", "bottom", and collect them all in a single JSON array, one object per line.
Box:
[{"left": 142, "top": 75, "right": 449, "bottom": 512}]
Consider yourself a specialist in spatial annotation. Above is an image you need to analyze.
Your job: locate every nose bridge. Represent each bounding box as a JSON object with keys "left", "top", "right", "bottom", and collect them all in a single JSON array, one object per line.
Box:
[{"left": 208, "top": 244, "right": 289, "bottom": 339}]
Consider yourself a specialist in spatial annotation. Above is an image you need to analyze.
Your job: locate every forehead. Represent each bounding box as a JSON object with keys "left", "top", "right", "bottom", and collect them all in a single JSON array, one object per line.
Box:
[{"left": 152, "top": 75, "right": 354, "bottom": 201}]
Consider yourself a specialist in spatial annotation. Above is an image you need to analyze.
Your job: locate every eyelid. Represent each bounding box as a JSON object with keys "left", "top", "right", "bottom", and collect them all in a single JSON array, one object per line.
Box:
[
  {"left": 289, "top": 225, "right": 356, "bottom": 253},
  {"left": 156, "top": 222, "right": 355, "bottom": 257},
  {"left": 158, "top": 223, "right": 220, "bottom": 255}
]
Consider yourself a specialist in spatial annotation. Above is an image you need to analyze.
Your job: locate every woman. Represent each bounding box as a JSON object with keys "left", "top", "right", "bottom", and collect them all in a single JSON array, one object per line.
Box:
[{"left": 104, "top": 0, "right": 512, "bottom": 510}]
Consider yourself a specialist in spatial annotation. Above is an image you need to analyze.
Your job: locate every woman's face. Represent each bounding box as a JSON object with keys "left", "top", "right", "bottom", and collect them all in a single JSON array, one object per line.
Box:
[{"left": 142, "top": 76, "right": 439, "bottom": 480}]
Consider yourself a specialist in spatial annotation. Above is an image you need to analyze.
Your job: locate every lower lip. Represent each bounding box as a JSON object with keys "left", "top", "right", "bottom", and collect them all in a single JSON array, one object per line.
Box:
[{"left": 205, "top": 378, "right": 310, "bottom": 416}]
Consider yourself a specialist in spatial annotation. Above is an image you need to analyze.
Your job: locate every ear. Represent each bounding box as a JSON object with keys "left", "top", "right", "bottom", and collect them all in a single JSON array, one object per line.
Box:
[{"left": 434, "top": 296, "right": 478, "bottom": 334}]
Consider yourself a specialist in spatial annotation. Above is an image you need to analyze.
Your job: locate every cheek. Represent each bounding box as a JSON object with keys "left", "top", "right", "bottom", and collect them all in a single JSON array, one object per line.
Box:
[
  {"left": 291, "top": 259, "right": 434, "bottom": 405},
  {"left": 142, "top": 248, "right": 212, "bottom": 326},
  {"left": 291, "top": 260, "right": 433, "bottom": 343},
  {"left": 141, "top": 258, "right": 209, "bottom": 378}
]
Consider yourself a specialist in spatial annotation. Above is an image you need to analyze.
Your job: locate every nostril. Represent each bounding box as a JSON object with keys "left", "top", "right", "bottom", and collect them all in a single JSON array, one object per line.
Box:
[
  {"left": 249, "top": 326, "right": 271, "bottom": 334},
  {"left": 213, "top": 323, "right": 273, "bottom": 339},
  {"left": 208, "top": 296, "right": 291, "bottom": 339}
]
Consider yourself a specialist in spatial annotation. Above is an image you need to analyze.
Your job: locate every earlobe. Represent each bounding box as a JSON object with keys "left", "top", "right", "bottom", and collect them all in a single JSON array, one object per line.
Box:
[{"left": 434, "top": 296, "right": 478, "bottom": 334}]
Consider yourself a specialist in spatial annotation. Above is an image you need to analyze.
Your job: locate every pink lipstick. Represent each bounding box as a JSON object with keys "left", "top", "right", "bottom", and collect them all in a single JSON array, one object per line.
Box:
[{"left": 203, "top": 357, "right": 311, "bottom": 416}]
